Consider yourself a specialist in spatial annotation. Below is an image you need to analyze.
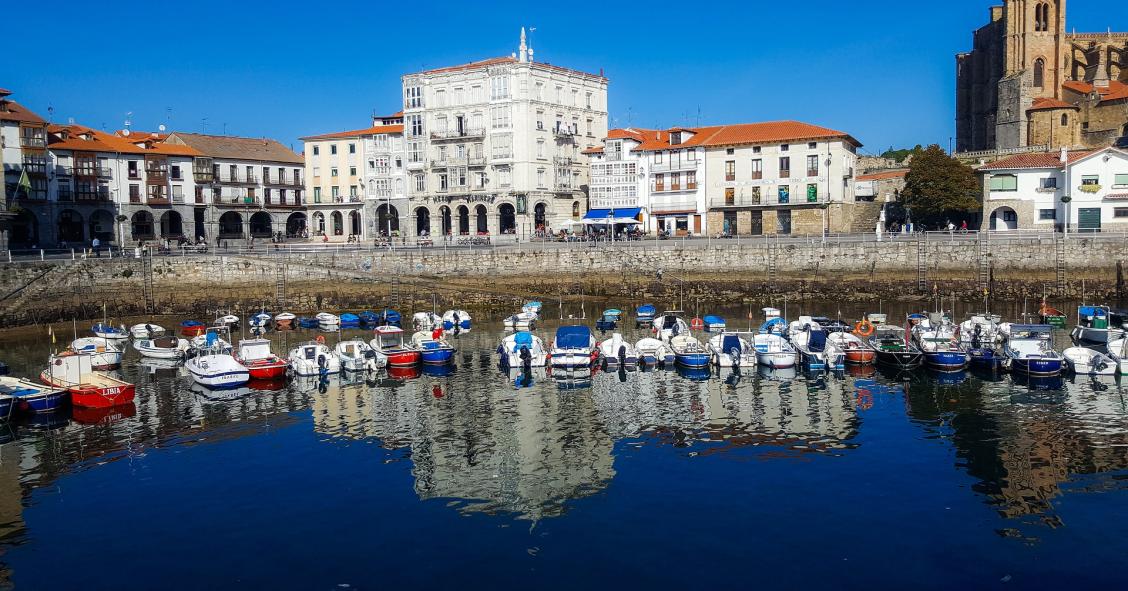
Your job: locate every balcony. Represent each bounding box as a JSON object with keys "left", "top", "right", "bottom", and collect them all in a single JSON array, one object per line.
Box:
[
  {"left": 216, "top": 173, "right": 258, "bottom": 185},
  {"left": 712, "top": 193, "right": 828, "bottom": 209},
  {"left": 21, "top": 162, "right": 48, "bottom": 176},
  {"left": 468, "top": 157, "right": 487, "bottom": 167},
  {"left": 193, "top": 170, "right": 215, "bottom": 183},
  {"left": 553, "top": 127, "right": 576, "bottom": 139},
  {"left": 146, "top": 169, "right": 168, "bottom": 182},
  {"left": 651, "top": 160, "right": 697, "bottom": 173},
  {"left": 76, "top": 188, "right": 111, "bottom": 202},
  {"left": 430, "top": 157, "right": 466, "bottom": 169},
  {"left": 147, "top": 196, "right": 172, "bottom": 206},
  {"left": 20, "top": 136, "right": 47, "bottom": 148},
  {"left": 430, "top": 128, "right": 486, "bottom": 141},
  {"left": 554, "top": 157, "right": 574, "bottom": 167},
  {"left": 57, "top": 187, "right": 74, "bottom": 201}
]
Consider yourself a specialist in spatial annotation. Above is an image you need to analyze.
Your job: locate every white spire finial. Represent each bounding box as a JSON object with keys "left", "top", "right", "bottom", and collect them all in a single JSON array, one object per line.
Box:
[{"left": 519, "top": 27, "right": 528, "bottom": 63}]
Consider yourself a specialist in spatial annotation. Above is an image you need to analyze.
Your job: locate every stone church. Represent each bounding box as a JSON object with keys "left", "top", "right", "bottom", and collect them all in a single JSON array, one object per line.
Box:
[{"left": 956, "top": 0, "right": 1128, "bottom": 153}]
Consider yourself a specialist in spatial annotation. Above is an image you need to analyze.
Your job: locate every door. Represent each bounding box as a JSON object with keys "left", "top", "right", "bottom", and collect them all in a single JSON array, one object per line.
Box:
[
  {"left": 723, "top": 211, "right": 738, "bottom": 235},
  {"left": 693, "top": 215, "right": 701, "bottom": 235},
  {"left": 1078, "top": 208, "right": 1101, "bottom": 233},
  {"left": 776, "top": 210, "right": 792, "bottom": 235},
  {"left": 750, "top": 211, "right": 763, "bottom": 235}
]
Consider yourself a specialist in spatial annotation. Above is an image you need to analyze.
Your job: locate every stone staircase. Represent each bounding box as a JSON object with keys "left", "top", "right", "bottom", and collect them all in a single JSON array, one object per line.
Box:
[{"left": 848, "top": 201, "right": 884, "bottom": 234}]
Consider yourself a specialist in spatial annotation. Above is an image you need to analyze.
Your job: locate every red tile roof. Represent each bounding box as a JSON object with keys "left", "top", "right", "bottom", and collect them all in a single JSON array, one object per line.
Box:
[
  {"left": 857, "top": 169, "right": 909, "bottom": 182},
  {"left": 978, "top": 150, "right": 1093, "bottom": 170},
  {"left": 300, "top": 124, "right": 404, "bottom": 141},
  {"left": 1062, "top": 80, "right": 1128, "bottom": 103},
  {"left": 581, "top": 146, "right": 604, "bottom": 155},
  {"left": 624, "top": 121, "right": 860, "bottom": 152},
  {"left": 48, "top": 124, "right": 201, "bottom": 157},
  {"left": 1028, "top": 97, "right": 1078, "bottom": 111},
  {"left": 0, "top": 98, "right": 47, "bottom": 125}
]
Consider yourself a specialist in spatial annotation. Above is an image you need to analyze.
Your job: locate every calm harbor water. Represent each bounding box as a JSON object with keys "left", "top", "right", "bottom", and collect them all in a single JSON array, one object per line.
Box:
[{"left": 1, "top": 304, "right": 1127, "bottom": 589}]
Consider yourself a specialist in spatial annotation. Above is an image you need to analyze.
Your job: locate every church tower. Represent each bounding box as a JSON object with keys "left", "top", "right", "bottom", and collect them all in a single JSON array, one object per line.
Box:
[{"left": 1004, "top": 0, "right": 1067, "bottom": 98}]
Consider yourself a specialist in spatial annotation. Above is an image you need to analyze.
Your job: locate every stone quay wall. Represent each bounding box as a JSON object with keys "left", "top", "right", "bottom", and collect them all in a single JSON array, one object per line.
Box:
[{"left": 1, "top": 236, "right": 1125, "bottom": 327}]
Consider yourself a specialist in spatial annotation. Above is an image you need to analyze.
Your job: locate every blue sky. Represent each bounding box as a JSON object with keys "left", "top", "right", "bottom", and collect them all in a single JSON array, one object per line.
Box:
[{"left": 5, "top": 0, "right": 1124, "bottom": 155}]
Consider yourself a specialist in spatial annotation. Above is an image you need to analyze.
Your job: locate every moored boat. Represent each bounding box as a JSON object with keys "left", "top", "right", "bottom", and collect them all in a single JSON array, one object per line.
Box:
[
  {"left": 958, "top": 313, "right": 1004, "bottom": 370},
  {"left": 412, "top": 312, "right": 442, "bottom": 331},
  {"left": 752, "top": 333, "right": 797, "bottom": 369},
  {"left": 1001, "top": 324, "right": 1063, "bottom": 376},
  {"left": 92, "top": 322, "right": 129, "bottom": 340},
  {"left": 598, "top": 333, "right": 638, "bottom": 369},
  {"left": 412, "top": 330, "right": 455, "bottom": 365},
  {"left": 1062, "top": 347, "right": 1117, "bottom": 376},
  {"left": 234, "top": 339, "right": 287, "bottom": 380},
  {"left": 913, "top": 313, "right": 970, "bottom": 372},
  {"left": 130, "top": 323, "right": 166, "bottom": 339},
  {"left": 298, "top": 317, "right": 319, "bottom": 329},
  {"left": 69, "top": 337, "right": 124, "bottom": 370},
  {"left": 707, "top": 332, "right": 756, "bottom": 368},
  {"left": 316, "top": 312, "right": 340, "bottom": 327},
  {"left": 653, "top": 312, "right": 690, "bottom": 343},
  {"left": 358, "top": 311, "right": 381, "bottom": 327},
  {"left": 670, "top": 334, "right": 711, "bottom": 368},
  {"left": 503, "top": 310, "right": 538, "bottom": 330},
  {"left": 383, "top": 310, "right": 402, "bottom": 327},
  {"left": 828, "top": 330, "right": 875, "bottom": 365},
  {"left": 634, "top": 337, "right": 675, "bottom": 367},
  {"left": 213, "top": 314, "right": 240, "bottom": 328},
  {"left": 186, "top": 331, "right": 250, "bottom": 389},
  {"left": 498, "top": 332, "right": 548, "bottom": 368},
  {"left": 334, "top": 340, "right": 386, "bottom": 372},
  {"left": 40, "top": 352, "right": 135, "bottom": 408},
  {"left": 340, "top": 313, "right": 361, "bottom": 327},
  {"left": 133, "top": 336, "right": 191, "bottom": 359},
  {"left": 274, "top": 312, "right": 296, "bottom": 328},
  {"left": 758, "top": 307, "right": 788, "bottom": 336},
  {"left": 0, "top": 393, "right": 12, "bottom": 421},
  {"left": 180, "top": 320, "right": 206, "bottom": 337},
  {"left": 635, "top": 304, "right": 657, "bottom": 327},
  {"left": 0, "top": 376, "right": 68, "bottom": 414},
  {"left": 866, "top": 323, "right": 924, "bottom": 370},
  {"left": 1071, "top": 306, "right": 1127, "bottom": 345},
  {"left": 288, "top": 338, "right": 341, "bottom": 376},
  {"left": 442, "top": 310, "right": 472, "bottom": 334},
  {"left": 1106, "top": 338, "right": 1128, "bottom": 375},
  {"left": 702, "top": 315, "right": 727, "bottom": 333},
  {"left": 250, "top": 312, "right": 272, "bottom": 328},
  {"left": 550, "top": 325, "right": 597, "bottom": 369},
  {"left": 370, "top": 326, "right": 421, "bottom": 367}
]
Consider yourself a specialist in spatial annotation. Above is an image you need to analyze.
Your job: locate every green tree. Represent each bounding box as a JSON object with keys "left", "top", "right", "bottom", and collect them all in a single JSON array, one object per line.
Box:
[
  {"left": 880, "top": 144, "right": 923, "bottom": 162},
  {"left": 900, "top": 145, "right": 980, "bottom": 227}
]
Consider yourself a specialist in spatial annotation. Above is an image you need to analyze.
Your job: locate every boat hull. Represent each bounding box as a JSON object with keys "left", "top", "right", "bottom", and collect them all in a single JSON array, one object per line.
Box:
[
  {"left": 0, "top": 397, "right": 12, "bottom": 421},
  {"left": 421, "top": 347, "right": 455, "bottom": 365},
  {"left": 385, "top": 350, "right": 422, "bottom": 368},
  {"left": 551, "top": 351, "right": 595, "bottom": 369},
  {"left": 1009, "top": 357, "right": 1063, "bottom": 376},
  {"left": 966, "top": 347, "right": 1003, "bottom": 370},
  {"left": 241, "top": 360, "right": 287, "bottom": 380},
  {"left": 757, "top": 352, "right": 795, "bottom": 369},
  {"left": 181, "top": 324, "right": 206, "bottom": 337},
  {"left": 675, "top": 353, "right": 711, "bottom": 368},
  {"left": 19, "top": 385, "right": 68, "bottom": 412},
  {"left": 39, "top": 372, "right": 134, "bottom": 408},
  {"left": 1072, "top": 326, "right": 1125, "bottom": 345},
  {"left": 923, "top": 351, "right": 970, "bottom": 372}
]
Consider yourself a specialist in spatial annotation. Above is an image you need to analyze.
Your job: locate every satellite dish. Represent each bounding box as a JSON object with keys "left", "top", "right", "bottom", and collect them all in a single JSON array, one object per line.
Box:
[
  {"left": 122, "top": 129, "right": 131, "bottom": 137},
  {"left": 158, "top": 124, "right": 166, "bottom": 132}
]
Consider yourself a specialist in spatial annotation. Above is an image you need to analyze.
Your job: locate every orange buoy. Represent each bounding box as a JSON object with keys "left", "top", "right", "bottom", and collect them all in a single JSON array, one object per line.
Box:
[
  {"left": 315, "top": 335, "right": 326, "bottom": 344},
  {"left": 854, "top": 320, "right": 875, "bottom": 338},
  {"left": 690, "top": 318, "right": 704, "bottom": 330}
]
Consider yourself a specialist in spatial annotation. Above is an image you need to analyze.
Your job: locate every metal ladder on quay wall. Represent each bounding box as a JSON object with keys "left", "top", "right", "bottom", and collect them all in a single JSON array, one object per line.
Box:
[
  {"left": 916, "top": 235, "right": 927, "bottom": 293},
  {"left": 766, "top": 240, "right": 777, "bottom": 294},
  {"left": 274, "top": 263, "right": 287, "bottom": 309},
  {"left": 388, "top": 277, "right": 402, "bottom": 310},
  {"left": 142, "top": 250, "right": 155, "bottom": 313},
  {"left": 1055, "top": 236, "right": 1067, "bottom": 296}
]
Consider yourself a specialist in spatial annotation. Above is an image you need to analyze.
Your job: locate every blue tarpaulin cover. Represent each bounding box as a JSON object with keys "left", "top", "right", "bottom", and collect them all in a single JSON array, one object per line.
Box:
[
  {"left": 722, "top": 335, "right": 742, "bottom": 352},
  {"left": 808, "top": 331, "right": 827, "bottom": 352},
  {"left": 514, "top": 332, "right": 533, "bottom": 347},
  {"left": 704, "top": 315, "right": 726, "bottom": 325},
  {"left": 555, "top": 326, "right": 592, "bottom": 349},
  {"left": 583, "top": 207, "right": 642, "bottom": 220}
]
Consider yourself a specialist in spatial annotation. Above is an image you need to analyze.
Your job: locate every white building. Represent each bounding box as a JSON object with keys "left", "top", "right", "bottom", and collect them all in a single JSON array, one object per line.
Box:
[
  {"left": 400, "top": 29, "right": 608, "bottom": 239},
  {"left": 300, "top": 113, "right": 406, "bottom": 241},
  {"left": 1, "top": 89, "right": 49, "bottom": 248},
  {"left": 979, "top": 147, "right": 1128, "bottom": 232}
]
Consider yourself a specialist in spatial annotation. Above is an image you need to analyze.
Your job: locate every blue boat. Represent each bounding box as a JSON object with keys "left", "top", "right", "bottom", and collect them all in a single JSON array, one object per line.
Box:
[
  {"left": 359, "top": 311, "right": 381, "bottom": 326},
  {"left": 298, "top": 317, "right": 319, "bottom": 329},
  {"left": 602, "top": 308, "right": 623, "bottom": 320},
  {"left": 442, "top": 310, "right": 472, "bottom": 333},
  {"left": 0, "top": 377, "right": 68, "bottom": 414},
  {"left": 703, "top": 315, "right": 727, "bottom": 332},
  {"left": 92, "top": 322, "right": 128, "bottom": 339},
  {"left": 595, "top": 314, "right": 618, "bottom": 331},
  {"left": 635, "top": 304, "right": 657, "bottom": 326},
  {"left": 670, "top": 335, "right": 711, "bottom": 368},
  {"left": 383, "top": 310, "right": 402, "bottom": 327},
  {"left": 413, "top": 332, "right": 455, "bottom": 365},
  {"left": 1003, "top": 324, "right": 1064, "bottom": 376},
  {"left": 0, "top": 394, "right": 13, "bottom": 421},
  {"left": 340, "top": 313, "right": 361, "bottom": 327}
]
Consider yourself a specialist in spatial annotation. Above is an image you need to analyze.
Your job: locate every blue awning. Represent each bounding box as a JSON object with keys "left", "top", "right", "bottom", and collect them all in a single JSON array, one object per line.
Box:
[{"left": 583, "top": 207, "right": 642, "bottom": 220}]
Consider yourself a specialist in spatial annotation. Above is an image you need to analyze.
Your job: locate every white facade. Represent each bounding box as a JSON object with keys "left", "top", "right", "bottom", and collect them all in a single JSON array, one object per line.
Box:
[
  {"left": 981, "top": 147, "right": 1128, "bottom": 231},
  {"left": 400, "top": 30, "right": 608, "bottom": 238}
]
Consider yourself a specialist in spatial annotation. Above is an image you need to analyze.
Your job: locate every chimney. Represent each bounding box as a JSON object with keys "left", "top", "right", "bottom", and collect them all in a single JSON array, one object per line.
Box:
[{"left": 1060, "top": 146, "right": 1068, "bottom": 165}]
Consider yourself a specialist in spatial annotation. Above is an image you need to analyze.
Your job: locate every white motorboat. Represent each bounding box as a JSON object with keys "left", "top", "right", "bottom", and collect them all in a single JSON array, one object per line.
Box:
[
  {"left": 503, "top": 311, "right": 538, "bottom": 330},
  {"left": 130, "top": 323, "right": 166, "bottom": 339},
  {"left": 789, "top": 317, "right": 843, "bottom": 371},
  {"left": 1071, "top": 306, "right": 1128, "bottom": 345},
  {"left": 334, "top": 340, "right": 386, "bottom": 372},
  {"left": 497, "top": 332, "right": 548, "bottom": 368},
  {"left": 669, "top": 334, "right": 710, "bottom": 368},
  {"left": 635, "top": 337, "right": 675, "bottom": 367},
  {"left": 133, "top": 336, "right": 191, "bottom": 359},
  {"left": 442, "top": 310, "right": 472, "bottom": 334},
  {"left": 316, "top": 312, "right": 341, "bottom": 327},
  {"left": 550, "top": 325, "right": 596, "bottom": 369},
  {"left": 1001, "top": 324, "right": 1064, "bottom": 376},
  {"left": 1063, "top": 347, "right": 1117, "bottom": 376},
  {"left": 213, "top": 314, "right": 240, "bottom": 328},
  {"left": 186, "top": 352, "right": 250, "bottom": 389},
  {"left": 598, "top": 333, "right": 638, "bottom": 369},
  {"left": 412, "top": 312, "right": 442, "bottom": 331},
  {"left": 288, "top": 341, "right": 342, "bottom": 376},
  {"left": 69, "top": 337, "right": 124, "bottom": 370},
  {"left": 91, "top": 322, "right": 129, "bottom": 341},
  {"left": 189, "top": 327, "right": 233, "bottom": 356},
  {"left": 1107, "top": 339, "right": 1128, "bottom": 375},
  {"left": 653, "top": 312, "right": 690, "bottom": 343},
  {"left": 707, "top": 332, "right": 757, "bottom": 368},
  {"left": 752, "top": 333, "right": 797, "bottom": 369}
]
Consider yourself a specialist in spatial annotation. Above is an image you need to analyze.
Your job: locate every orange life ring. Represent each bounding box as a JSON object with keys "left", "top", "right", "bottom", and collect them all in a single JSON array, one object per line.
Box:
[
  {"left": 854, "top": 320, "right": 875, "bottom": 338},
  {"left": 315, "top": 335, "right": 326, "bottom": 344}
]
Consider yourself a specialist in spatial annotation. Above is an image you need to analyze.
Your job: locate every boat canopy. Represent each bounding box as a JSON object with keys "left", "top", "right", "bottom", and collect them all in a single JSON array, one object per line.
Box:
[
  {"left": 583, "top": 207, "right": 642, "bottom": 221},
  {"left": 555, "top": 326, "right": 592, "bottom": 349},
  {"left": 704, "top": 315, "right": 725, "bottom": 325},
  {"left": 238, "top": 339, "right": 273, "bottom": 360},
  {"left": 514, "top": 332, "right": 534, "bottom": 348},
  {"left": 721, "top": 335, "right": 743, "bottom": 353},
  {"left": 636, "top": 304, "right": 657, "bottom": 315},
  {"left": 808, "top": 331, "right": 827, "bottom": 352},
  {"left": 1079, "top": 306, "right": 1107, "bottom": 317},
  {"left": 759, "top": 317, "right": 787, "bottom": 334}
]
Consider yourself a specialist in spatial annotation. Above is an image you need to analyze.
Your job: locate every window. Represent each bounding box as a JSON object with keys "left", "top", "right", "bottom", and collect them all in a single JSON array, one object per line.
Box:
[
  {"left": 414, "top": 174, "right": 425, "bottom": 192},
  {"left": 313, "top": 187, "right": 322, "bottom": 202},
  {"left": 331, "top": 186, "right": 339, "bottom": 198},
  {"left": 1039, "top": 209, "right": 1057, "bottom": 220},
  {"left": 537, "top": 169, "right": 546, "bottom": 188},
  {"left": 536, "top": 139, "right": 545, "bottom": 158},
  {"left": 407, "top": 115, "right": 424, "bottom": 137},
  {"left": 989, "top": 174, "right": 1018, "bottom": 191},
  {"left": 349, "top": 143, "right": 356, "bottom": 154},
  {"left": 313, "top": 166, "right": 320, "bottom": 178},
  {"left": 170, "top": 165, "right": 182, "bottom": 180},
  {"left": 1061, "top": 114, "right": 1069, "bottom": 127},
  {"left": 586, "top": 92, "right": 592, "bottom": 109},
  {"left": 312, "top": 146, "right": 320, "bottom": 156},
  {"left": 808, "top": 142, "right": 817, "bottom": 149},
  {"left": 726, "top": 148, "right": 735, "bottom": 155},
  {"left": 655, "top": 173, "right": 665, "bottom": 192},
  {"left": 405, "top": 85, "right": 423, "bottom": 108},
  {"left": 492, "top": 134, "right": 513, "bottom": 159},
  {"left": 781, "top": 144, "right": 789, "bottom": 152},
  {"left": 779, "top": 157, "right": 791, "bottom": 178},
  {"left": 725, "top": 188, "right": 735, "bottom": 206},
  {"left": 806, "top": 155, "right": 819, "bottom": 177},
  {"left": 1003, "top": 210, "right": 1017, "bottom": 222},
  {"left": 408, "top": 141, "right": 423, "bottom": 163},
  {"left": 349, "top": 166, "right": 357, "bottom": 177},
  {"left": 751, "top": 159, "right": 763, "bottom": 180},
  {"left": 753, "top": 146, "right": 761, "bottom": 154},
  {"left": 655, "top": 152, "right": 663, "bottom": 164},
  {"left": 1081, "top": 175, "right": 1099, "bottom": 186},
  {"left": 750, "top": 186, "right": 761, "bottom": 203},
  {"left": 778, "top": 186, "right": 790, "bottom": 204},
  {"left": 331, "top": 144, "right": 337, "bottom": 155},
  {"left": 350, "top": 185, "right": 357, "bottom": 197},
  {"left": 498, "top": 166, "right": 512, "bottom": 187},
  {"left": 490, "top": 105, "right": 511, "bottom": 129},
  {"left": 128, "top": 161, "right": 140, "bottom": 179},
  {"left": 439, "top": 173, "right": 449, "bottom": 191},
  {"left": 330, "top": 167, "right": 338, "bottom": 178},
  {"left": 1115, "top": 208, "right": 1128, "bottom": 218},
  {"left": 1034, "top": 58, "right": 1045, "bottom": 88},
  {"left": 1041, "top": 177, "right": 1058, "bottom": 189},
  {"left": 687, "top": 150, "right": 696, "bottom": 162},
  {"left": 687, "top": 170, "right": 697, "bottom": 189},
  {"left": 490, "top": 75, "right": 510, "bottom": 100},
  {"left": 434, "top": 89, "right": 446, "bottom": 108},
  {"left": 725, "top": 161, "right": 735, "bottom": 182},
  {"left": 1114, "top": 174, "right": 1128, "bottom": 188}
]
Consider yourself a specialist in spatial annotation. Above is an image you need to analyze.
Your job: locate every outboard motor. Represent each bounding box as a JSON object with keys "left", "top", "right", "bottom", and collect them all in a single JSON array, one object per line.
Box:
[
  {"left": 972, "top": 325, "right": 983, "bottom": 349},
  {"left": 730, "top": 347, "right": 741, "bottom": 368},
  {"left": 520, "top": 345, "right": 532, "bottom": 371},
  {"left": 618, "top": 345, "right": 627, "bottom": 365},
  {"left": 317, "top": 354, "right": 328, "bottom": 377}
]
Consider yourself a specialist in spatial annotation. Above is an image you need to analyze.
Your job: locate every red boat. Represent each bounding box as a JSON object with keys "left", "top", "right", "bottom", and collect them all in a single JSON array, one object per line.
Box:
[
  {"left": 371, "top": 326, "right": 422, "bottom": 367},
  {"left": 234, "top": 339, "right": 287, "bottom": 379},
  {"left": 40, "top": 352, "right": 136, "bottom": 408}
]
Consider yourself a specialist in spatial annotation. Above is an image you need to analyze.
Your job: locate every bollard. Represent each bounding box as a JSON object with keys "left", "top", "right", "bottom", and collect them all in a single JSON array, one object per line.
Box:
[
  {"left": 71, "top": 249, "right": 75, "bottom": 260},
  {"left": 40, "top": 249, "right": 45, "bottom": 261}
]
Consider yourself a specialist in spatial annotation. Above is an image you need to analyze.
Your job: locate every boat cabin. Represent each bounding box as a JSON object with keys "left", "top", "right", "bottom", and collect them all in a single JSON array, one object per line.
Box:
[
  {"left": 46, "top": 353, "right": 93, "bottom": 383},
  {"left": 375, "top": 327, "right": 407, "bottom": 349}
]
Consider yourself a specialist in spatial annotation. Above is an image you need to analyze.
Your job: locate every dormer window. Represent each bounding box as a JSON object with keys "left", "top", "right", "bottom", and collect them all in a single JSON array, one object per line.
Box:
[{"left": 670, "top": 132, "right": 682, "bottom": 146}]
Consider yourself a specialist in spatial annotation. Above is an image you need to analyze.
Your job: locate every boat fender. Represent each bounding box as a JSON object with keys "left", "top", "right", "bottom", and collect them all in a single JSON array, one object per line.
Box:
[
  {"left": 854, "top": 321, "right": 875, "bottom": 338},
  {"left": 316, "top": 335, "right": 326, "bottom": 344}
]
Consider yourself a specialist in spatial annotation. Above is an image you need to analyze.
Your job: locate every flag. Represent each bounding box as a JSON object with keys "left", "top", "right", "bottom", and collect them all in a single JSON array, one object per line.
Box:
[{"left": 17, "top": 169, "right": 32, "bottom": 197}]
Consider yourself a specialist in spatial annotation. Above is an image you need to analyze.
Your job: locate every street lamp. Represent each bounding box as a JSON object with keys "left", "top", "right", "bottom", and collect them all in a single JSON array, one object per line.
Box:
[{"left": 1061, "top": 195, "right": 1072, "bottom": 241}]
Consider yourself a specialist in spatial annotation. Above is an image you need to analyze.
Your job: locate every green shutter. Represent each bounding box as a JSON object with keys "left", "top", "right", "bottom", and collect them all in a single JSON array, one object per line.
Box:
[
  {"left": 807, "top": 184, "right": 818, "bottom": 202},
  {"left": 1114, "top": 174, "right": 1128, "bottom": 186},
  {"left": 990, "top": 174, "right": 1018, "bottom": 191}
]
